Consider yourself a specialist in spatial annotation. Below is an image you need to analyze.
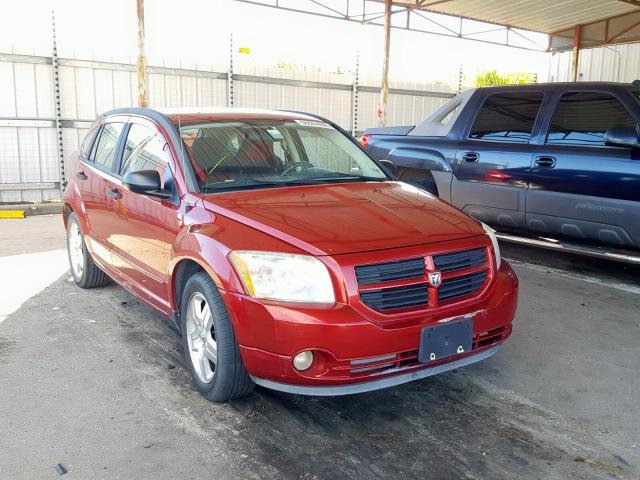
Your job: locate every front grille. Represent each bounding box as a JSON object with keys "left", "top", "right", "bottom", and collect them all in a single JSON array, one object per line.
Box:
[
  {"left": 355, "top": 257, "right": 424, "bottom": 285},
  {"left": 355, "top": 247, "right": 489, "bottom": 312},
  {"left": 438, "top": 271, "right": 487, "bottom": 301},
  {"left": 360, "top": 284, "right": 428, "bottom": 311},
  {"left": 433, "top": 248, "right": 486, "bottom": 272}
]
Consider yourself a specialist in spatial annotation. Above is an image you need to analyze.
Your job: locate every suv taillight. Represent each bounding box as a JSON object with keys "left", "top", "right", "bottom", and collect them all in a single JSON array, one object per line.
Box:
[{"left": 358, "top": 134, "right": 370, "bottom": 149}]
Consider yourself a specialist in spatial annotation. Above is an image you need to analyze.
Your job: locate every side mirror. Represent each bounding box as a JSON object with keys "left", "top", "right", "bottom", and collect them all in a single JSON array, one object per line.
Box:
[
  {"left": 604, "top": 127, "right": 640, "bottom": 148},
  {"left": 378, "top": 159, "right": 397, "bottom": 175},
  {"left": 122, "top": 170, "right": 171, "bottom": 199}
]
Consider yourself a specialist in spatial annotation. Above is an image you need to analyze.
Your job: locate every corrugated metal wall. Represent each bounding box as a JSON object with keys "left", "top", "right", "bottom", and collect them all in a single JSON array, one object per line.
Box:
[
  {"left": 548, "top": 44, "right": 640, "bottom": 83},
  {"left": 0, "top": 53, "right": 455, "bottom": 202}
]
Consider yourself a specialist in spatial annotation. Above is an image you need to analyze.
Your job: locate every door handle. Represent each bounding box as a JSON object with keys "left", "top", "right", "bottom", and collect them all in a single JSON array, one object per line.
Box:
[
  {"left": 534, "top": 156, "right": 556, "bottom": 168},
  {"left": 106, "top": 187, "right": 122, "bottom": 200},
  {"left": 462, "top": 152, "right": 479, "bottom": 163},
  {"left": 75, "top": 171, "right": 87, "bottom": 181}
]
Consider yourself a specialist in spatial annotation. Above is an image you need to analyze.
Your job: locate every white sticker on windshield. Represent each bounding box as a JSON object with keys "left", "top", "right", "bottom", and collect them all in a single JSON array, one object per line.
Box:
[{"left": 295, "top": 119, "right": 332, "bottom": 129}]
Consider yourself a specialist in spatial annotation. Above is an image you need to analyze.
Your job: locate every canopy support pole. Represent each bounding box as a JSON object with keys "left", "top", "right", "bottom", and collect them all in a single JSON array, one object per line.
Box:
[
  {"left": 572, "top": 24, "right": 581, "bottom": 82},
  {"left": 378, "top": 0, "right": 392, "bottom": 126},
  {"left": 136, "top": 0, "right": 148, "bottom": 107}
]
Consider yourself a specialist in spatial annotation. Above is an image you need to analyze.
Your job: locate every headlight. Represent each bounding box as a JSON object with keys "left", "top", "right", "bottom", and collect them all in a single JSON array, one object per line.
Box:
[
  {"left": 481, "top": 223, "right": 501, "bottom": 269},
  {"left": 229, "top": 251, "right": 335, "bottom": 303}
]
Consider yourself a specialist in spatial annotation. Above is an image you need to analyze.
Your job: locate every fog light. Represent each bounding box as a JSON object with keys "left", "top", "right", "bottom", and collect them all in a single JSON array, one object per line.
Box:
[{"left": 292, "top": 351, "right": 314, "bottom": 371}]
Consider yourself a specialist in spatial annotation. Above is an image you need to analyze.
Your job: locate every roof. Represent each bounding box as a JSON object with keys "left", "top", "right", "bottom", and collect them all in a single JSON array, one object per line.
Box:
[
  {"left": 474, "top": 81, "right": 636, "bottom": 91},
  {"left": 101, "top": 107, "right": 318, "bottom": 126},
  {"left": 158, "top": 107, "right": 318, "bottom": 125},
  {"left": 394, "top": 0, "right": 637, "bottom": 34},
  {"left": 389, "top": 0, "right": 640, "bottom": 50}
]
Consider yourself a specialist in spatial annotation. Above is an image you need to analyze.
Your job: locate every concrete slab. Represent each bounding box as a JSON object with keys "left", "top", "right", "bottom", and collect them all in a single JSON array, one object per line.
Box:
[
  {"left": 0, "top": 245, "right": 638, "bottom": 479},
  {"left": 0, "top": 214, "right": 66, "bottom": 257}
]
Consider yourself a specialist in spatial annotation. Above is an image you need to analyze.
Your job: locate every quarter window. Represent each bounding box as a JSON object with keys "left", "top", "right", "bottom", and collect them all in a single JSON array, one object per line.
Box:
[
  {"left": 121, "top": 123, "right": 170, "bottom": 187},
  {"left": 546, "top": 92, "right": 636, "bottom": 146},
  {"left": 80, "top": 127, "right": 99, "bottom": 159},
  {"left": 92, "top": 123, "right": 125, "bottom": 171},
  {"left": 469, "top": 92, "right": 543, "bottom": 143}
]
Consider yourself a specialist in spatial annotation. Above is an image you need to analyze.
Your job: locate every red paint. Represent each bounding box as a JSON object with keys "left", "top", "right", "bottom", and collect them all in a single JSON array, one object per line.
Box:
[{"left": 63, "top": 110, "right": 518, "bottom": 390}]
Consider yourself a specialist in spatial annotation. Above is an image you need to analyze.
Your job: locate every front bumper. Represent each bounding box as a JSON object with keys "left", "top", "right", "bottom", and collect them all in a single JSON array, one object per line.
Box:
[
  {"left": 250, "top": 345, "right": 500, "bottom": 396},
  {"left": 222, "top": 260, "right": 518, "bottom": 393}
]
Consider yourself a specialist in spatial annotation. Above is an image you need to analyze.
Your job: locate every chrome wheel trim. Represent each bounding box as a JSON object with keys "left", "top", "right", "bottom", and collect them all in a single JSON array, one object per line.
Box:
[
  {"left": 186, "top": 292, "right": 217, "bottom": 384},
  {"left": 68, "top": 221, "right": 84, "bottom": 279}
]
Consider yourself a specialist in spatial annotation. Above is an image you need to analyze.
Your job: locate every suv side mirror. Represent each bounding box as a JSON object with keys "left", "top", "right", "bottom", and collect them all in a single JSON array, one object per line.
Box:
[
  {"left": 604, "top": 127, "right": 640, "bottom": 148},
  {"left": 122, "top": 170, "right": 172, "bottom": 199},
  {"left": 378, "top": 159, "right": 397, "bottom": 175}
]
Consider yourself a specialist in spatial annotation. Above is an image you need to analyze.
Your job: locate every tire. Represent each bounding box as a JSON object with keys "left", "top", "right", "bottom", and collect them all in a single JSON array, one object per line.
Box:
[
  {"left": 66, "top": 213, "right": 110, "bottom": 289},
  {"left": 396, "top": 167, "right": 439, "bottom": 196},
  {"left": 180, "top": 272, "right": 255, "bottom": 402}
]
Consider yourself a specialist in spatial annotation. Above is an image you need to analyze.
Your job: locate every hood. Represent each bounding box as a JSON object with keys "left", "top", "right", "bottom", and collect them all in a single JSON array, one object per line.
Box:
[{"left": 200, "top": 181, "right": 484, "bottom": 256}]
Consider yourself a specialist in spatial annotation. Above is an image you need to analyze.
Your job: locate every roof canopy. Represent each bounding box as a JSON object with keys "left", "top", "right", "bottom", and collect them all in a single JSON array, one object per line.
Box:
[
  {"left": 390, "top": 0, "right": 640, "bottom": 50},
  {"left": 236, "top": 0, "right": 640, "bottom": 51}
]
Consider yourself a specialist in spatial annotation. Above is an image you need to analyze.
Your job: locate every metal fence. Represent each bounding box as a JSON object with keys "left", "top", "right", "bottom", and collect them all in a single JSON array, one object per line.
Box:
[{"left": 0, "top": 52, "right": 455, "bottom": 202}]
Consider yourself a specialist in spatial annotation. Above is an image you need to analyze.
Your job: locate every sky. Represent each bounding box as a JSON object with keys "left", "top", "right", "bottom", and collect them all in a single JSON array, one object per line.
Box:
[{"left": 0, "top": 0, "right": 551, "bottom": 87}]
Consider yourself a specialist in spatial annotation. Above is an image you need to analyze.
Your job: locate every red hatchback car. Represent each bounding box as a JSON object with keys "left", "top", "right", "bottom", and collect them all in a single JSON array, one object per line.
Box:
[{"left": 63, "top": 108, "right": 518, "bottom": 401}]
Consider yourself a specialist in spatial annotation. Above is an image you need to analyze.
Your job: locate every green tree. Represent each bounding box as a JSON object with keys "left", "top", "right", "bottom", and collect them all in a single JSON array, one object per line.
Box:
[{"left": 474, "top": 70, "right": 536, "bottom": 87}]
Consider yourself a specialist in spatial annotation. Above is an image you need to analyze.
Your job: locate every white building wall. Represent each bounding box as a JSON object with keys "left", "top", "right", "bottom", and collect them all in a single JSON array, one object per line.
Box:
[{"left": 548, "top": 44, "right": 640, "bottom": 83}]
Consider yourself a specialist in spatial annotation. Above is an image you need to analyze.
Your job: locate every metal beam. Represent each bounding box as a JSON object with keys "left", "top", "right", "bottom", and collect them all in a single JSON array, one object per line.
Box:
[
  {"left": 231, "top": 0, "right": 547, "bottom": 51},
  {"left": 51, "top": 10, "right": 65, "bottom": 191}
]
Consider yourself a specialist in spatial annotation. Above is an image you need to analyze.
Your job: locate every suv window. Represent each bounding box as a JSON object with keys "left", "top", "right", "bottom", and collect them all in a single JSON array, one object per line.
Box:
[
  {"left": 92, "top": 123, "right": 125, "bottom": 171},
  {"left": 469, "top": 92, "right": 543, "bottom": 143},
  {"left": 80, "top": 127, "right": 99, "bottom": 159},
  {"left": 547, "top": 91, "right": 636, "bottom": 146},
  {"left": 121, "top": 123, "right": 170, "bottom": 187}
]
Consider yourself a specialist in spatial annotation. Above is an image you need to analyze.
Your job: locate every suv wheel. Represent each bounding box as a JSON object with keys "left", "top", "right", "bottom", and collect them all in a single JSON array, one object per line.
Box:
[
  {"left": 66, "top": 213, "right": 109, "bottom": 288},
  {"left": 180, "top": 272, "right": 255, "bottom": 402}
]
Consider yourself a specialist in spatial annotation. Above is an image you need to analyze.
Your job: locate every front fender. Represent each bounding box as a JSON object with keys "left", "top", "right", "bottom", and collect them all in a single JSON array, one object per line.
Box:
[
  {"left": 387, "top": 147, "right": 452, "bottom": 173},
  {"left": 169, "top": 229, "right": 245, "bottom": 309}
]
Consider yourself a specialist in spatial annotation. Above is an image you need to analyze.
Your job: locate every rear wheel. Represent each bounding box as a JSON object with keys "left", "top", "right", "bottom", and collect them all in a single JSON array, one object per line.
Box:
[
  {"left": 66, "top": 213, "right": 109, "bottom": 289},
  {"left": 180, "top": 272, "right": 254, "bottom": 402}
]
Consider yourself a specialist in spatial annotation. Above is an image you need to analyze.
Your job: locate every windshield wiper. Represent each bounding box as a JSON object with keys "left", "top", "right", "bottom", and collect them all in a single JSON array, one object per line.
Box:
[
  {"left": 284, "top": 175, "right": 386, "bottom": 184},
  {"left": 201, "top": 178, "right": 318, "bottom": 192},
  {"left": 201, "top": 175, "right": 386, "bottom": 192}
]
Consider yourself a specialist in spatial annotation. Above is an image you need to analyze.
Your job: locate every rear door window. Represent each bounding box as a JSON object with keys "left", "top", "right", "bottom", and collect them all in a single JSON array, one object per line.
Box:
[
  {"left": 92, "top": 123, "right": 125, "bottom": 172},
  {"left": 469, "top": 92, "right": 543, "bottom": 143},
  {"left": 546, "top": 91, "right": 636, "bottom": 146},
  {"left": 121, "top": 123, "right": 171, "bottom": 188}
]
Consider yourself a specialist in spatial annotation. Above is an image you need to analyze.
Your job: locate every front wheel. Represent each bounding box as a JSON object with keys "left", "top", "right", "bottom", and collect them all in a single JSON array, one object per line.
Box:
[
  {"left": 66, "top": 213, "right": 109, "bottom": 289},
  {"left": 180, "top": 272, "right": 254, "bottom": 402}
]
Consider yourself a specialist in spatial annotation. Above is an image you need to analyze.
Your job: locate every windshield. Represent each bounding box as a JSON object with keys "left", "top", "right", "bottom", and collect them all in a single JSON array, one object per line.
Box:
[{"left": 179, "top": 119, "right": 387, "bottom": 193}]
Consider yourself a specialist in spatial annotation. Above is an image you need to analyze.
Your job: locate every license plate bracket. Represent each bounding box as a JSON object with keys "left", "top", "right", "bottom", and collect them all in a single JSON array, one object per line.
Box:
[{"left": 418, "top": 318, "right": 473, "bottom": 363}]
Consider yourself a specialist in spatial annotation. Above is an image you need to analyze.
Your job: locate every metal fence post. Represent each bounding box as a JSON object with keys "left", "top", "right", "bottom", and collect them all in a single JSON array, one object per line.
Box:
[
  {"left": 457, "top": 64, "right": 463, "bottom": 94},
  {"left": 227, "top": 34, "right": 234, "bottom": 107},
  {"left": 51, "top": 10, "right": 65, "bottom": 192},
  {"left": 351, "top": 51, "right": 359, "bottom": 137}
]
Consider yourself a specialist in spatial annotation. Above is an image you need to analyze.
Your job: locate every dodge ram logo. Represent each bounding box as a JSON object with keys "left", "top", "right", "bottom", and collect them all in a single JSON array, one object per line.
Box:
[{"left": 428, "top": 271, "right": 442, "bottom": 288}]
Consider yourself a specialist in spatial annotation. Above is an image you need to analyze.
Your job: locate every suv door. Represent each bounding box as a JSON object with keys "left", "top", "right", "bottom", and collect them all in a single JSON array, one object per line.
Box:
[
  {"left": 80, "top": 120, "right": 127, "bottom": 265},
  {"left": 108, "top": 118, "right": 177, "bottom": 312},
  {"left": 452, "top": 91, "right": 544, "bottom": 229},
  {"left": 527, "top": 90, "right": 640, "bottom": 248}
]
